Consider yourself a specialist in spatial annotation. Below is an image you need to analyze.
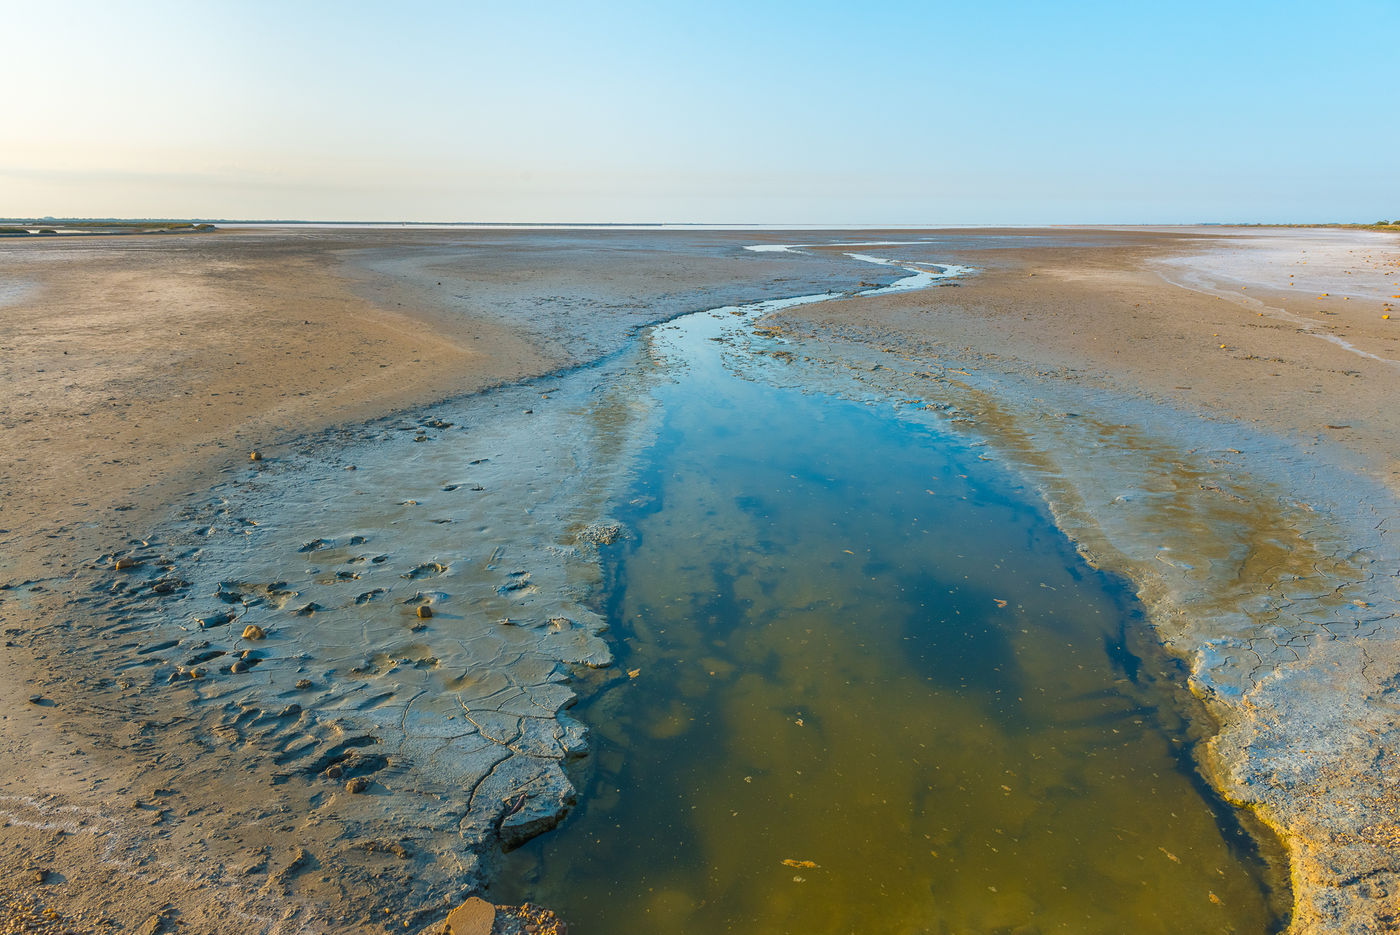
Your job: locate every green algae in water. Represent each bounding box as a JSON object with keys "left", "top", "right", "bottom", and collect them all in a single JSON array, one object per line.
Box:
[{"left": 495, "top": 310, "right": 1289, "bottom": 933}]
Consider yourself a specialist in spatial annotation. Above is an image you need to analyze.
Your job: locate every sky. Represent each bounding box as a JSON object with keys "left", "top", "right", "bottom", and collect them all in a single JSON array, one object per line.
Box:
[{"left": 2, "top": 0, "right": 1396, "bottom": 224}]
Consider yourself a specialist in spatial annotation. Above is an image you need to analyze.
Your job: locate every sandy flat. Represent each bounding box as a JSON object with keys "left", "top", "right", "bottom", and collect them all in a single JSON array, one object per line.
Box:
[
  {"left": 0, "top": 228, "right": 872, "bottom": 583},
  {"left": 1, "top": 226, "right": 1397, "bottom": 933},
  {"left": 0, "top": 228, "right": 887, "bottom": 932}
]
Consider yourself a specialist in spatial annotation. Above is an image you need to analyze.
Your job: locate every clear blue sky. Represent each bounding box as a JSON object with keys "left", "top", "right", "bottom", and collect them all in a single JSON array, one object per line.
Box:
[{"left": 3, "top": 0, "right": 1396, "bottom": 224}]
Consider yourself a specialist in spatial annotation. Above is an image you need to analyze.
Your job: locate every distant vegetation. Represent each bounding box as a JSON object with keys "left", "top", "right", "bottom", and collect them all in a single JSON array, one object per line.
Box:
[
  {"left": 0, "top": 219, "right": 217, "bottom": 236},
  {"left": 1235, "top": 221, "right": 1400, "bottom": 233}
]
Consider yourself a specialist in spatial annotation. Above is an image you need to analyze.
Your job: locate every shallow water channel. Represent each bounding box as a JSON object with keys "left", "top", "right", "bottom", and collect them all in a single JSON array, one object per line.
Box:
[{"left": 494, "top": 288, "right": 1289, "bottom": 933}]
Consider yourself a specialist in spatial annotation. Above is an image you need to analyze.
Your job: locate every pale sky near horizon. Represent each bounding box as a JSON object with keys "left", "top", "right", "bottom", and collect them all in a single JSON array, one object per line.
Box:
[{"left": 3, "top": 0, "right": 1396, "bottom": 225}]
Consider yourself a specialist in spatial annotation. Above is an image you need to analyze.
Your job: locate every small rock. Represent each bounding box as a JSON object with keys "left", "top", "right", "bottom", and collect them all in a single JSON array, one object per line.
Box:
[
  {"left": 242, "top": 624, "right": 266, "bottom": 640},
  {"left": 417, "top": 605, "right": 433, "bottom": 619},
  {"left": 114, "top": 557, "right": 141, "bottom": 571},
  {"left": 249, "top": 451, "right": 262, "bottom": 461},
  {"left": 230, "top": 660, "right": 249, "bottom": 674},
  {"left": 295, "top": 678, "right": 312, "bottom": 690},
  {"left": 325, "top": 764, "right": 343, "bottom": 779},
  {"left": 446, "top": 897, "right": 496, "bottom": 935},
  {"left": 345, "top": 777, "right": 369, "bottom": 794}
]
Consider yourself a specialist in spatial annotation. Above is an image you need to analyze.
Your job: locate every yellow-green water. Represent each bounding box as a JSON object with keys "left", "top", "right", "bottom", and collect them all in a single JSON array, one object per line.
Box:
[{"left": 495, "top": 310, "right": 1288, "bottom": 933}]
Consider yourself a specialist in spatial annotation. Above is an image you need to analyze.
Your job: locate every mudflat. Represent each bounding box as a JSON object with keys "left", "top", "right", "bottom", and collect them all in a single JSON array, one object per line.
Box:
[{"left": 1, "top": 226, "right": 1396, "bottom": 933}]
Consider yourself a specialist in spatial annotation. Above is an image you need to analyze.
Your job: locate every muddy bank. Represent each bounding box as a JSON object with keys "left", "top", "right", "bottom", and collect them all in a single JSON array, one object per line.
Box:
[
  {"left": 0, "top": 227, "right": 882, "bottom": 585},
  {"left": 0, "top": 228, "right": 893, "bottom": 931},
  {"left": 754, "top": 227, "right": 1400, "bottom": 932},
  {"left": 2, "top": 227, "right": 1396, "bottom": 932}
]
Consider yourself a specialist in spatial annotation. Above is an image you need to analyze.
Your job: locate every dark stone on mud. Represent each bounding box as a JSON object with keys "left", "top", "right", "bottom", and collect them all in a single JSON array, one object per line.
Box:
[
  {"left": 499, "top": 786, "right": 575, "bottom": 851},
  {"left": 346, "top": 776, "right": 370, "bottom": 793}
]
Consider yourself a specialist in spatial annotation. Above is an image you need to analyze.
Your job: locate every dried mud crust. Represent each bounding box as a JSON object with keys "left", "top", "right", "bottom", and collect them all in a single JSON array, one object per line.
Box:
[
  {"left": 0, "top": 227, "right": 893, "bottom": 933},
  {"left": 0, "top": 369, "right": 660, "bottom": 932}
]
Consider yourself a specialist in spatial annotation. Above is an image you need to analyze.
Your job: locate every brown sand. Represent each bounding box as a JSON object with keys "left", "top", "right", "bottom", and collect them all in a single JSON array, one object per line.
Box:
[
  {"left": 2, "top": 226, "right": 1397, "bottom": 933},
  {"left": 0, "top": 228, "right": 868, "bottom": 583},
  {"left": 0, "top": 228, "right": 887, "bottom": 933}
]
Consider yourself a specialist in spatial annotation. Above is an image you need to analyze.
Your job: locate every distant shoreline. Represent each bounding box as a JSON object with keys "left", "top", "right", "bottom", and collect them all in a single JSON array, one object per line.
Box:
[
  {"left": 0, "top": 221, "right": 217, "bottom": 237},
  {"left": 5, "top": 219, "right": 1397, "bottom": 233}
]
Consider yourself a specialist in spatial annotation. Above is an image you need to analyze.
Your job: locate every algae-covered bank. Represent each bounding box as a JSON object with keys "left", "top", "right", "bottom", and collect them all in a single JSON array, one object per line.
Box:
[{"left": 1, "top": 227, "right": 1397, "bottom": 933}]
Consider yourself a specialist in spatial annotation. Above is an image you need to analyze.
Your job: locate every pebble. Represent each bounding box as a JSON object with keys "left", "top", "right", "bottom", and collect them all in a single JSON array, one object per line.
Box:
[
  {"left": 346, "top": 777, "right": 369, "bottom": 793},
  {"left": 417, "top": 605, "right": 433, "bottom": 619},
  {"left": 114, "top": 557, "right": 141, "bottom": 571},
  {"left": 249, "top": 451, "right": 262, "bottom": 461},
  {"left": 295, "top": 678, "right": 312, "bottom": 690},
  {"left": 242, "top": 624, "right": 266, "bottom": 640}
]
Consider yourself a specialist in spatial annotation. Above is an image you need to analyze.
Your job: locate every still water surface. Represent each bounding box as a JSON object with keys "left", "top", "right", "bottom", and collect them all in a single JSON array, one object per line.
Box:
[{"left": 496, "top": 301, "right": 1288, "bottom": 933}]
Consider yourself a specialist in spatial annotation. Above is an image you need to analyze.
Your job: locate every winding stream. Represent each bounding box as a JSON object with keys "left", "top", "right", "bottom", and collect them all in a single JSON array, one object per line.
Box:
[{"left": 492, "top": 249, "right": 1289, "bottom": 933}]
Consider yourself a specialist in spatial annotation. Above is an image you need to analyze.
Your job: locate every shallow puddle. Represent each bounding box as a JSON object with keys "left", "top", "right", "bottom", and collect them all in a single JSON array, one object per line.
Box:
[{"left": 495, "top": 302, "right": 1289, "bottom": 932}]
